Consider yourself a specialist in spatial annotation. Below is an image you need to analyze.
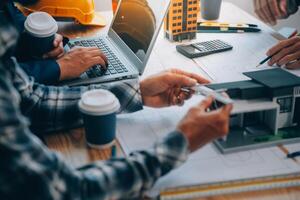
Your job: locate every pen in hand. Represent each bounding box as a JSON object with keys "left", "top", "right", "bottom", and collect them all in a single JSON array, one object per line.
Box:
[
  {"left": 287, "top": 151, "right": 300, "bottom": 159},
  {"left": 256, "top": 54, "right": 275, "bottom": 68},
  {"left": 256, "top": 33, "right": 300, "bottom": 68}
]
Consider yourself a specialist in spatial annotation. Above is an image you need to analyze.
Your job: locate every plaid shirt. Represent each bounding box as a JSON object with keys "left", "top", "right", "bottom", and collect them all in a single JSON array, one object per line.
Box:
[{"left": 0, "top": 4, "right": 189, "bottom": 200}]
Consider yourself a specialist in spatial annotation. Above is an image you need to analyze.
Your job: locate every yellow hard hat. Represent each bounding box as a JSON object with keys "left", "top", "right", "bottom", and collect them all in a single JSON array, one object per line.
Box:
[{"left": 20, "top": 0, "right": 106, "bottom": 26}]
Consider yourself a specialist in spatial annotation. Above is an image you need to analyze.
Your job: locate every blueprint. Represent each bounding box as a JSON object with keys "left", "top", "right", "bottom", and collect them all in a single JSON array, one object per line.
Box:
[
  {"left": 117, "top": 96, "right": 300, "bottom": 193},
  {"left": 191, "top": 19, "right": 300, "bottom": 82},
  {"left": 116, "top": 2, "right": 300, "bottom": 194}
]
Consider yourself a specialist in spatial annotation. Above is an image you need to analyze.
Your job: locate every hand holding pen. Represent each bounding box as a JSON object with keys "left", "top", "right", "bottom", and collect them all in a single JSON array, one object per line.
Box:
[
  {"left": 257, "top": 35, "right": 300, "bottom": 69},
  {"left": 181, "top": 84, "right": 233, "bottom": 111}
]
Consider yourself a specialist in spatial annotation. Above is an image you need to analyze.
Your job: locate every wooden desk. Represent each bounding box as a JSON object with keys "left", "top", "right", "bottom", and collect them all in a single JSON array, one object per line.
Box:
[
  {"left": 45, "top": 11, "right": 116, "bottom": 169},
  {"left": 45, "top": 2, "right": 300, "bottom": 200},
  {"left": 46, "top": 128, "right": 119, "bottom": 168},
  {"left": 45, "top": 130, "right": 300, "bottom": 200}
]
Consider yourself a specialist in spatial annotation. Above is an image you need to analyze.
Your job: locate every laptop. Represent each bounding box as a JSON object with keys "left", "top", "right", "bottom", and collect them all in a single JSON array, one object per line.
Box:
[{"left": 62, "top": 0, "right": 170, "bottom": 86}]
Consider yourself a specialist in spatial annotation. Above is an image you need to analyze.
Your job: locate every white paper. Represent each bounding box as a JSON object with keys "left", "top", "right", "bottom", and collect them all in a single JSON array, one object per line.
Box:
[
  {"left": 116, "top": 2, "right": 300, "bottom": 195},
  {"left": 192, "top": 25, "right": 300, "bottom": 82},
  {"left": 117, "top": 96, "right": 300, "bottom": 193}
]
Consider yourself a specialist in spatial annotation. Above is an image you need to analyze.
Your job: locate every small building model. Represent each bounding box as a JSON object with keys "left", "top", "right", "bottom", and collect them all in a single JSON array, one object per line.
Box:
[
  {"left": 207, "top": 68, "right": 300, "bottom": 153},
  {"left": 164, "top": 0, "right": 199, "bottom": 41}
]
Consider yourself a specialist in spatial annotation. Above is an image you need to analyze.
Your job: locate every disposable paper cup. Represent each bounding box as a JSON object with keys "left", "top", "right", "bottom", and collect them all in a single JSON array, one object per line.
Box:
[
  {"left": 79, "top": 89, "right": 120, "bottom": 149},
  {"left": 21, "top": 12, "right": 58, "bottom": 58}
]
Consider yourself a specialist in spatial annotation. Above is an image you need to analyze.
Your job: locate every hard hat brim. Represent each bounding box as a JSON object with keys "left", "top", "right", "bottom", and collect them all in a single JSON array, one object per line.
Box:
[{"left": 79, "top": 12, "right": 106, "bottom": 26}]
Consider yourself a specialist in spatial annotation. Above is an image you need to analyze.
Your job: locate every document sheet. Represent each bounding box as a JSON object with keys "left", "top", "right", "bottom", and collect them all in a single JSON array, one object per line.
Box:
[
  {"left": 193, "top": 32, "right": 300, "bottom": 82},
  {"left": 117, "top": 96, "right": 300, "bottom": 193},
  {"left": 117, "top": 2, "right": 300, "bottom": 194}
]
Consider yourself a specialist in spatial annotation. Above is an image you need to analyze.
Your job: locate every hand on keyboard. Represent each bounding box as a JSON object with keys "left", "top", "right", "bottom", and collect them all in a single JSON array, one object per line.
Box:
[
  {"left": 68, "top": 39, "right": 129, "bottom": 78},
  {"left": 57, "top": 47, "right": 108, "bottom": 81}
]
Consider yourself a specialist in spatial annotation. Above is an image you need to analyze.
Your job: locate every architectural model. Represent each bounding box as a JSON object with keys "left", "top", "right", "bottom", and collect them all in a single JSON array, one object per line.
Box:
[
  {"left": 164, "top": 0, "right": 199, "bottom": 41},
  {"left": 207, "top": 68, "right": 300, "bottom": 153}
]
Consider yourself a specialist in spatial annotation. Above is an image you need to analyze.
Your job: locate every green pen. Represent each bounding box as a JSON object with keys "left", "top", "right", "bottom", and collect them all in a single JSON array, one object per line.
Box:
[
  {"left": 256, "top": 53, "right": 277, "bottom": 68},
  {"left": 111, "top": 144, "right": 117, "bottom": 157},
  {"left": 256, "top": 34, "right": 300, "bottom": 68},
  {"left": 198, "top": 29, "right": 259, "bottom": 33}
]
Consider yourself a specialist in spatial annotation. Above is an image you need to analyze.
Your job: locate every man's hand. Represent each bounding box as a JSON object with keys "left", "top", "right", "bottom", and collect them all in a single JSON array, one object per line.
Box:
[
  {"left": 57, "top": 47, "right": 108, "bottom": 81},
  {"left": 43, "top": 34, "right": 65, "bottom": 59},
  {"left": 140, "top": 69, "right": 210, "bottom": 108},
  {"left": 267, "top": 36, "right": 300, "bottom": 69},
  {"left": 177, "top": 97, "right": 233, "bottom": 152},
  {"left": 253, "top": 0, "right": 288, "bottom": 25}
]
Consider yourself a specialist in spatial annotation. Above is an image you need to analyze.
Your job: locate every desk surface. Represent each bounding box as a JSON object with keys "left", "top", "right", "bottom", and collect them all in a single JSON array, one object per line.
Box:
[{"left": 45, "top": 1, "right": 300, "bottom": 199}]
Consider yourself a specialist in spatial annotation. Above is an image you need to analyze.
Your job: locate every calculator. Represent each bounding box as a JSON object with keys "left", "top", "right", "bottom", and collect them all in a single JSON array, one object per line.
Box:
[{"left": 176, "top": 39, "right": 233, "bottom": 58}]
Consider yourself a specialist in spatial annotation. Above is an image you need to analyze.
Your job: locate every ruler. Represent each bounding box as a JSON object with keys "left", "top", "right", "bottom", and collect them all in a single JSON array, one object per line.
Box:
[{"left": 160, "top": 173, "right": 300, "bottom": 200}]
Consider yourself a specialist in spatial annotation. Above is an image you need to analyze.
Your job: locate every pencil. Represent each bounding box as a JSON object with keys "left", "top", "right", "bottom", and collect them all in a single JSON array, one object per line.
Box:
[
  {"left": 287, "top": 151, "right": 300, "bottom": 159},
  {"left": 256, "top": 55, "right": 272, "bottom": 68},
  {"left": 111, "top": 144, "right": 117, "bottom": 157},
  {"left": 256, "top": 34, "right": 300, "bottom": 67}
]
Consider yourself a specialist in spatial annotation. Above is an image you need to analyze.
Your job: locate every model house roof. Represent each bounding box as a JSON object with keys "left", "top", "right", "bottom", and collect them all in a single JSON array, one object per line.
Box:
[
  {"left": 244, "top": 68, "right": 300, "bottom": 89},
  {"left": 208, "top": 68, "right": 300, "bottom": 99}
]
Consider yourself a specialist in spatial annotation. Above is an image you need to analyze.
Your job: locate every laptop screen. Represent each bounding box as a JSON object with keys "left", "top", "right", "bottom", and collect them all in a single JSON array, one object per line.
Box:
[{"left": 112, "top": 0, "right": 169, "bottom": 62}]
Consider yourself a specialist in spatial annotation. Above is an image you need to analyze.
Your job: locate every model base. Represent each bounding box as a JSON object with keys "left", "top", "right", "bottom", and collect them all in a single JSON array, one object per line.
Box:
[{"left": 214, "top": 126, "right": 300, "bottom": 154}]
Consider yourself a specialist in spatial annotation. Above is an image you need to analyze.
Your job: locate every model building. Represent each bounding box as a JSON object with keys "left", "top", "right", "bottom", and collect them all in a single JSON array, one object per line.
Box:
[
  {"left": 207, "top": 68, "right": 300, "bottom": 153},
  {"left": 164, "top": 0, "right": 199, "bottom": 41}
]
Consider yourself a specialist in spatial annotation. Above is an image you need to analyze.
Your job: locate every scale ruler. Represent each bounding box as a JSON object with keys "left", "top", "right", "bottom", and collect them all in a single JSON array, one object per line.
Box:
[{"left": 160, "top": 173, "right": 300, "bottom": 200}]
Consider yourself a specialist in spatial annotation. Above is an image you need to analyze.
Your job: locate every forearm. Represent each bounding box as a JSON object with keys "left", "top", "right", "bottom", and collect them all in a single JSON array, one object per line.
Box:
[
  {"left": 18, "top": 59, "right": 61, "bottom": 84},
  {"left": 78, "top": 131, "right": 189, "bottom": 199},
  {"left": 1, "top": 59, "right": 189, "bottom": 200},
  {"left": 2, "top": 127, "right": 188, "bottom": 199},
  {"left": 15, "top": 65, "right": 143, "bottom": 134}
]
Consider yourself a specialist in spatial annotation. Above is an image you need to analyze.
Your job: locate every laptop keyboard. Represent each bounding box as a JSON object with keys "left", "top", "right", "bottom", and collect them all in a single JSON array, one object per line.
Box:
[{"left": 68, "top": 38, "right": 128, "bottom": 78}]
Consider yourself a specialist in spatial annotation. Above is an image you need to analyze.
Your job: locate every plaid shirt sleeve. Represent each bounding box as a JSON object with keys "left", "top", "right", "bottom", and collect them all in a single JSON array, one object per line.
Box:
[
  {"left": 0, "top": 5, "right": 191, "bottom": 199},
  {"left": 0, "top": 60, "right": 189, "bottom": 199},
  {"left": 12, "top": 59, "right": 143, "bottom": 134}
]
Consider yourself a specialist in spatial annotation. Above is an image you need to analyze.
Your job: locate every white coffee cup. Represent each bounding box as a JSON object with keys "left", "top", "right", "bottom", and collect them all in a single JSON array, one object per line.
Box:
[
  {"left": 79, "top": 89, "right": 120, "bottom": 149},
  {"left": 21, "top": 12, "right": 58, "bottom": 58}
]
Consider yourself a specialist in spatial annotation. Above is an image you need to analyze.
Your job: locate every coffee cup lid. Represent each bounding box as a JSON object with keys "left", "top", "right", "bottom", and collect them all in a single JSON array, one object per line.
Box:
[
  {"left": 25, "top": 12, "right": 58, "bottom": 38},
  {"left": 79, "top": 89, "right": 120, "bottom": 115}
]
